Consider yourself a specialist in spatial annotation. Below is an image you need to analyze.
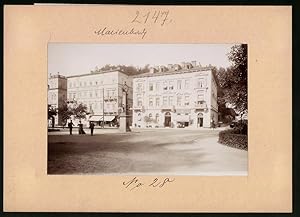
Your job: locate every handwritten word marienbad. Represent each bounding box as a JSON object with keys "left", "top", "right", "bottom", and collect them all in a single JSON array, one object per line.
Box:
[
  {"left": 94, "top": 27, "right": 148, "bottom": 39},
  {"left": 94, "top": 10, "right": 173, "bottom": 39},
  {"left": 123, "top": 177, "right": 175, "bottom": 191}
]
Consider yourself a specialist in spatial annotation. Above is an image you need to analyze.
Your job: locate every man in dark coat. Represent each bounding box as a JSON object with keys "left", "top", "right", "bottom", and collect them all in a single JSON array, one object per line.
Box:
[
  {"left": 68, "top": 120, "right": 75, "bottom": 135},
  {"left": 90, "top": 122, "right": 95, "bottom": 136}
]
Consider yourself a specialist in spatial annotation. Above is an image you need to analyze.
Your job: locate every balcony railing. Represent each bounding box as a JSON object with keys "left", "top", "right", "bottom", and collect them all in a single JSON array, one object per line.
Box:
[
  {"left": 194, "top": 101, "right": 207, "bottom": 109},
  {"left": 132, "top": 105, "right": 144, "bottom": 111},
  {"left": 104, "top": 96, "right": 118, "bottom": 101}
]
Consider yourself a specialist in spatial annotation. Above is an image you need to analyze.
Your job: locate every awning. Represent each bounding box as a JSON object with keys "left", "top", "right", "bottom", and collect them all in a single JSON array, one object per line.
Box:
[
  {"left": 89, "top": 115, "right": 116, "bottom": 122},
  {"left": 89, "top": 116, "right": 102, "bottom": 121},
  {"left": 104, "top": 116, "right": 115, "bottom": 122}
]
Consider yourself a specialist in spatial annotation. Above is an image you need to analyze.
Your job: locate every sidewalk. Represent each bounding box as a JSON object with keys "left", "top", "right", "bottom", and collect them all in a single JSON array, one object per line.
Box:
[
  {"left": 48, "top": 126, "right": 229, "bottom": 135},
  {"left": 48, "top": 127, "right": 122, "bottom": 135}
]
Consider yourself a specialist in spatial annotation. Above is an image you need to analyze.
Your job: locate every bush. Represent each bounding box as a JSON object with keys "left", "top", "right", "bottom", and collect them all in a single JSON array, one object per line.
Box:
[
  {"left": 219, "top": 129, "right": 248, "bottom": 150},
  {"left": 233, "top": 121, "right": 248, "bottom": 135}
]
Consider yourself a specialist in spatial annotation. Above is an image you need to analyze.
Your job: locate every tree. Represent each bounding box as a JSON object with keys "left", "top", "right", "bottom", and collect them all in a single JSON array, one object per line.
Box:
[
  {"left": 57, "top": 103, "right": 73, "bottom": 127},
  {"left": 216, "top": 44, "right": 248, "bottom": 116},
  {"left": 144, "top": 116, "right": 156, "bottom": 125},
  {"left": 73, "top": 103, "right": 88, "bottom": 121},
  {"left": 144, "top": 116, "right": 151, "bottom": 124},
  {"left": 48, "top": 105, "right": 57, "bottom": 119},
  {"left": 48, "top": 105, "right": 57, "bottom": 128}
]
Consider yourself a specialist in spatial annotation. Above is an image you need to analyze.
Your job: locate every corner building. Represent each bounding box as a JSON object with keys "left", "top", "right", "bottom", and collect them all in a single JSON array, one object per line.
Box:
[
  {"left": 48, "top": 73, "right": 67, "bottom": 126},
  {"left": 48, "top": 69, "right": 133, "bottom": 127},
  {"left": 67, "top": 69, "right": 133, "bottom": 126},
  {"left": 132, "top": 64, "right": 218, "bottom": 128}
]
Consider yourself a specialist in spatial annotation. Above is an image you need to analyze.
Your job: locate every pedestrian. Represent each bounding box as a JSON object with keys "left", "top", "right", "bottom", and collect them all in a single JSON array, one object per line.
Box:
[
  {"left": 68, "top": 120, "right": 74, "bottom": 135},
  {"left": 89, "top": 122, "right": 95, "bottom": 136},
  {"left": 211, "top": 119, "right": 215, "bottom": 130},
  {"left": 78, "top": 120, "right": 86, "bottom": 134}
]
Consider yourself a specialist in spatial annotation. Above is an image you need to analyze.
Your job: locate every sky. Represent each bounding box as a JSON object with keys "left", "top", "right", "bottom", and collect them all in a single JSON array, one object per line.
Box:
[{"left": 48, "top": 44, "right": 237, "bottom": 77}]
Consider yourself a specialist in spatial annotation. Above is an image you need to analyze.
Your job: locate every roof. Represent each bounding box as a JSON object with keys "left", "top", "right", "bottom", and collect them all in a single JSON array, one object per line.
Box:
[
  {"left": 66, "top": 69, "right": 128, "bottom": 79},
  {"left": 132, "top": 66, "right": 214, "bottom": 79}
]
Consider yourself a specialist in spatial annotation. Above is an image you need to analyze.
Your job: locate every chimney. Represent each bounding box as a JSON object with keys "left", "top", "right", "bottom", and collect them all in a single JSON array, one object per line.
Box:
[
  {"left": 159, "top": 66, "right": 165, "bottom": 72},
  {"left": 149, "top": 67, "right": 155, "bottom": 74},
  {"left": 174, "top": 64, "right": 181, "bottom": 71},
  {"left": 191, "top": 61, "right": 196, "bottom": 67},
  {"left": 186, "top": 63, "right": 192, "bottom": 69}
]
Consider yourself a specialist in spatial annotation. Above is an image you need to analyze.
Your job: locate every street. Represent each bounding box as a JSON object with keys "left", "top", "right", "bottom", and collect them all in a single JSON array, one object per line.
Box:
[{"left": 48, "top": 128, "right": 247, "bottom": 175}]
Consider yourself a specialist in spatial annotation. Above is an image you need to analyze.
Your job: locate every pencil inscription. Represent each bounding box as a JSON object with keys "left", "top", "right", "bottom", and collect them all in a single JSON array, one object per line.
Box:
[
  {"left": 122, "top": 177, "right": 175, "bottom": 191},
  {"left": 94, "top": 27, "right": 147, "bottom": 39},
  {"left": 94, "top": 9, "right": 173, "bottom": 39},
  {"left": 131, "top": 10, "right": 173, "bottom": 26}
]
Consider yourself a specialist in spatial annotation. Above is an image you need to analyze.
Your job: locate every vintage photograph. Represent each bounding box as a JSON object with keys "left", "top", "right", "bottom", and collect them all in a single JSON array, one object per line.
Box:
[{"left": 47, "top": 43, "right": 248, "bottom": 175}]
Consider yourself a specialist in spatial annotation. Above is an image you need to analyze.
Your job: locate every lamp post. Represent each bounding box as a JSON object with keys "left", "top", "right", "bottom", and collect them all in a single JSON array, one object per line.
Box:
[
  {"left": 102, "top": 88, "right": 104, "bottom": 128},
  {"left": 119, "top": 82, "right": 131, "bottom": 132}
]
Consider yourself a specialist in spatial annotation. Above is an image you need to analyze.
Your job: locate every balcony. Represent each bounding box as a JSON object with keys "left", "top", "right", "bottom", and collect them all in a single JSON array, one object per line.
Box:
[
  {"left": 104, "top": 96, "right": 118, "bottom": 101},
  {"left": 161, "top": 105, "right": 176, "bottom": 112},
  {"left": 194, "top": 101, "right": 207, "bottom": 109},
  {"left": 132, "top": 105, "right": 144, "bottom": 112}
]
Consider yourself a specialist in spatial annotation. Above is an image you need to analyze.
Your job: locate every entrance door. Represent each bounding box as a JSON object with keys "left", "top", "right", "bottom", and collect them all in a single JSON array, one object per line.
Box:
[
  {"left": 197, "top": 113, "right": 203, "bottom": 127},
  {"left": 164, "top": 112, "right": 171, "bottom": 127},
  {"left": 198, "top": 117, "right": 203, "bottom": 127}
]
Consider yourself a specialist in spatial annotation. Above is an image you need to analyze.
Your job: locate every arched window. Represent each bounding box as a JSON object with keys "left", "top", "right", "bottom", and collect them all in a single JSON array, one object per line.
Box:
[
  {"left": 165, "top": 112, "right": 171, "bottom": 116},
  {"left": 155, "top": 113, "right": 159, "bottom": 122},
  {"left": 149, "top": 113, "right": 152, "bottom": 118},
  {"left": 137, "top": 113, "right": 142, "bottom": 121},
  {"left": 198, "top": 113, "right": 203, "bottom": 118}
]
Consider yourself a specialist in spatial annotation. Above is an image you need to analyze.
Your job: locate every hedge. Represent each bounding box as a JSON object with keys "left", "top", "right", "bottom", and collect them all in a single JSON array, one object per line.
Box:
[{"left": 218, "top": 129, "right": 248, "bottom": 151}]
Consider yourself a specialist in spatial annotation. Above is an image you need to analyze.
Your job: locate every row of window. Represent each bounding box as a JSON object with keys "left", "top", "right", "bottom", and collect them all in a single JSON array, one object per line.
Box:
[
  {"left": 68, "top": 79, "right": 114, "bottom": 88},
  {"left": 48, "top": 93, "right": 66, "bottom": 101},
  {"left": 79, "top": 101, "right": 119, "bottom": 111},
  {"left": 136, "top": 94, "right": 205, "bottom": 107},
  {"left": 136, "top": 78, "right": 207, "bottom": 92},
  {"left": 137, "top": 113, "right": 160, "bottom": 122},
  {"left": 48, "top": 81, "right": 65, "bottom": 89},
  {"left": 68, "top": 78, "right": 132, "bottom": 89},
  {"left": 68, "top": 89, "right": 117, "bottom": 100},
  {"left": 136, "top": 112, "right": 195, "bottom": 122}
]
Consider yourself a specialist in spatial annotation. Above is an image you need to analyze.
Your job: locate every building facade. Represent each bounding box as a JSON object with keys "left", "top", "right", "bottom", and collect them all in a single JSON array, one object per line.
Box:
[
  {"left": 48, "top": 69, "right": 133, "bottom": 127},
  {"left": 48, "top": 73, "right": 67, "bottom": 126},
  {"left": 132, "top": 62, "right": 218, "bottom": 128}
]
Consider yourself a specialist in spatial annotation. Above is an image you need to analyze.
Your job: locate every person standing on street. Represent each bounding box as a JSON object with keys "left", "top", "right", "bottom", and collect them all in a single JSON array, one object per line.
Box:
[
  {"left": 68, "top": 120, "right": 75, "bottom": 135},
  {"left": 211, "top": 119, "right": 216, "bottom": 130},
  {"left": 89, "top": 122, "right": 95, "bottom": 136},
  {"left": 78, "top": 120, "right": 86, "bottom": 134}
]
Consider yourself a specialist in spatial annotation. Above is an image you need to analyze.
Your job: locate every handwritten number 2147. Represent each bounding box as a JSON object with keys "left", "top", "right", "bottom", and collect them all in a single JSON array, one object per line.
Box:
[{"left": 131, "top": 10, "right": 171, "bottom": 26}]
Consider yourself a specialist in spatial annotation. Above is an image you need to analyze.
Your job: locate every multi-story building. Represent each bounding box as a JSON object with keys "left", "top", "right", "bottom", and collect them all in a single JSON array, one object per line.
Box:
[
  {"left": 132, "top": 62, "right": 218, "bottom": 128},
  {"left": 48, "top": 69, "right": 133, "bottom": 127},
  {"left": 48, "top": 73, "right": 67, "bottom": 126}
]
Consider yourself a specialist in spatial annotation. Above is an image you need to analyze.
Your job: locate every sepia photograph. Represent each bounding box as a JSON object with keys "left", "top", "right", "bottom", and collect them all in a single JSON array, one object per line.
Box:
[
  {"left": 47, "top": 43, "right": 248, "bottom": 175},
  {"left": 4, "top": 4, "right": 292, "bottom": 212}
]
